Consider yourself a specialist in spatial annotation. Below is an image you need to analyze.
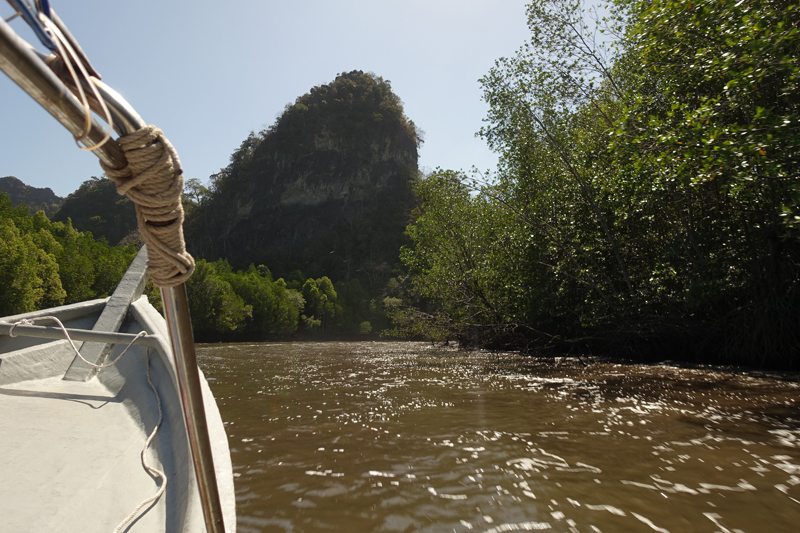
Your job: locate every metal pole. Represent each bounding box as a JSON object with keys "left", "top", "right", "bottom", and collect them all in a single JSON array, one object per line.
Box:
[
  {"left": 0, "top": 322, "right": 162, "bottom": 348},
  {"left": 0, "top": 15, "right": 227, "bottom": 533},
  {"left": 0, "top": 16, "right": 125, "bottom": 169},
  {"left": 161, "top": 285, "right": 226, "bottom": 533}
]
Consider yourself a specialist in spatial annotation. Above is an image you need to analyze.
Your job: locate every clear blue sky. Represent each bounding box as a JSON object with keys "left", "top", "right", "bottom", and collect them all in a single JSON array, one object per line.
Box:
[{"left": 1, "top": 1, "right": 530, "bottom": 197}]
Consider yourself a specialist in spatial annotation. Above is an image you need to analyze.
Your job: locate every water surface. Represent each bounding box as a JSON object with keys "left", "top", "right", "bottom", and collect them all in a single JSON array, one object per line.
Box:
[{"left": 197, "top": 341, "right": 800, "bottom": 532}]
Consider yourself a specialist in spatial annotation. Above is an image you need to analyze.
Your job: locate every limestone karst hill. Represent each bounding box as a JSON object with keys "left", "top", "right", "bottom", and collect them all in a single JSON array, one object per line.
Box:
[
  {"left": 52, "top": 177, "right": 136, "bottom": 246},
  {"left": 0, "top": 176, "right": 63, "bottom": 217},
  {"left": 185, "top": 71, "right": 421, "bottom": 287}
]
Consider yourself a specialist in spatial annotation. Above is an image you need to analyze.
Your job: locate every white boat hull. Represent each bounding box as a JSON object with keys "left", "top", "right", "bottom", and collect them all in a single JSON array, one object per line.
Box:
[{"left": 0, "top": 296, "right": 236, "bottom": 532}]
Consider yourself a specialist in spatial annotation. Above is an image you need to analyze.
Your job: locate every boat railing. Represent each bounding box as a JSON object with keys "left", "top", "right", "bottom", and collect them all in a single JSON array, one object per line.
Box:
[{"left": 0, "top": 320, "right": 162, "bottom": 349}]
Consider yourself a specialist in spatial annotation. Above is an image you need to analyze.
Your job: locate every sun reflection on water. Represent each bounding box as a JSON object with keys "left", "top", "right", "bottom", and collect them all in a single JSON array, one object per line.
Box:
[{"left": 199, "top": 342, "right": 800, "bottom": 532}]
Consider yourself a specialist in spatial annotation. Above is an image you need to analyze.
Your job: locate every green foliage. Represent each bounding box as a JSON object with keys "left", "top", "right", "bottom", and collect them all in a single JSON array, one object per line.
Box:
[
  {"left": 1, "top": 171, "right": 386, "bottom": 339},
  {"left": 45, "top": 215, "right": 136, "bottom": 303},
  {"left": 285, "top": 270, "right": 307, "bottom": 291},
  {"left": 271, "top": 70, "right": 421, "bottom": 156},
  {"left": 0, "top": 176, "right": 63, "bottom": 217},
  {"left": 300, "top": 276, "right": 341, "bottom": 333},
  {"left": 185, "top": 260, "right": 252, "bottom": 338},
  {"left": 0, "top": 191, "right": 135, "bottom": 317},
  {"left": 183, "top": 178, "right": 209, "bottom": 206},
  {"left": 174, "top": 256, "right": 403, "bottom": 339},
  {"left": 399, "top": 0, "right": 800, "bottom": 366},
  {"left": 0, "top": 219, "right": 57, "bottom": 315},
  {"left": 52, "top": 177, "right": 137, "bottom": 246},
  {"left": 221, "top": 264, "right": 300, "bottom": 336},
  {"left": 182, "top": 259, "right": 309, "bottom": 340},
  {"left": 622, "top": 0, "right": 800, "bottom": 268},
  {"left": 333, "top": 278, "right": 373, "bottom": 333},
  {"left": 627, "top": 0, "right": 799, "bottom": 187},
  {"left": 399, "top": 171, "right": 532, "bottom": 338}
]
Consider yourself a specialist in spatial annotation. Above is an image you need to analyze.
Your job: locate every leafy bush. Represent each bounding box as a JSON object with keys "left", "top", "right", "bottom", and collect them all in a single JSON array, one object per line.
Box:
[
  {"left": 0, "top": 192, "right": 137, "bottom": 317},
  {"left": 398, "top": 0, "right": 800, "bottom": 367}
]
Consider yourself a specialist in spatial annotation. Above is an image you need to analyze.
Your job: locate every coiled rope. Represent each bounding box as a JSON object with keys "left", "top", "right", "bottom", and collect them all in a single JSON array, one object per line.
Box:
[
  {"left": 7, "top": 316, "right": 167, "bottom": 532},
  {"left": 101, "top": 125, "right": 195, "bottom": 287}
]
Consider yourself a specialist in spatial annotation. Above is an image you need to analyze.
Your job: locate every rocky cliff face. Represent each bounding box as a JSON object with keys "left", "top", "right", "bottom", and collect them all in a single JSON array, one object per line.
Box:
[
  {"left": 185, "top": 71, "right": 420, "bottom": 284},
  {"left": 278, "top": 130, "right": 415, "bottom": 207}
]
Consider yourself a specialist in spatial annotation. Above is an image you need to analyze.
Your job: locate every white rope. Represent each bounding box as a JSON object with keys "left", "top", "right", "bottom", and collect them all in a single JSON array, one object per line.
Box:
[
  {"left": 113, "top": 347, "right": 167, "bottom": 533},
  {"left": 8, "top": 315, "right": 145, "bottom": 369},
  {"left": 39, "top": 15, "right": 114, "bottom": 152},
  {"left": 6, "top": 316, "right": 167, "bottom": 532}
]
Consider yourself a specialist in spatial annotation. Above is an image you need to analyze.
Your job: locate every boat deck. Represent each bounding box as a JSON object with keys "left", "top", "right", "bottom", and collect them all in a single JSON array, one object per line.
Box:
[
  {"left": 0, "top": 372, "right": 167, "bottom": 533},
  {"left": 0, "top": 288, "right": 236, "bottom": 532}
]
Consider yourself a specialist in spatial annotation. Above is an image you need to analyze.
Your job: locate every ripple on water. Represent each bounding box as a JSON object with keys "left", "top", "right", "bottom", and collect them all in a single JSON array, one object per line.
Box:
[{"left": 198, "top": 341, "right": 800, "bottom": 532}]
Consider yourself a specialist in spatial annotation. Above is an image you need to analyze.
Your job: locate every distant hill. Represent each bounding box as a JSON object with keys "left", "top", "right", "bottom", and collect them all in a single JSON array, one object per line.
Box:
[
  {"left": 0, "top": 176, "right": 63, "bottom": 217},
  {"left": 52, "top": 177, "right": 137, "bottom": 245},
  {"left": 185, "top": 70, "right": 421, "bottom": 288}
]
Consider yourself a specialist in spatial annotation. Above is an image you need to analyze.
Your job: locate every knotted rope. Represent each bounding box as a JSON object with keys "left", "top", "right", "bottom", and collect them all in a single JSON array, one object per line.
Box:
[{"left": 101, "top": 126, "right": 195, "bottom": 287}]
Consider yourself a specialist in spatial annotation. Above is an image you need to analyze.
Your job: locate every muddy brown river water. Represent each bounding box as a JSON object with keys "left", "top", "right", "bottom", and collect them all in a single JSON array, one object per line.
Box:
[{"left": 196, "top": 341, "right": 800, "bottom": 533}]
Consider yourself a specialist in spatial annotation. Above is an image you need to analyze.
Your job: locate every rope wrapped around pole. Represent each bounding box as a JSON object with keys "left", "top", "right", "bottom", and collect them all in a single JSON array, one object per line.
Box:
[{"left": 101, "top": 125, "right": 195, "bottom": 287}]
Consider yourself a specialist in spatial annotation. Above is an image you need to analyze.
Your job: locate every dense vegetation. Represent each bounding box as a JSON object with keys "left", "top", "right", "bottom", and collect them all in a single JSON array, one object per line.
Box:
[
  {"left": 0, "top": 176, "right": 63, "bottom": 217},
  {"left": 142, "top": 257, "right": 396, "bottom": 341},
  {"left": 6, "top": 1, "right": 797, "bottom": 369},
  {"left": 394, "top": 0, "right": 800, "bottom": 368},
  {"left": 0, "top": 191, "right": 137, "bottom": 317},
  {"left": 52, "top": 177, "right": 137, "bottom": 246},
  {"left": 1, "top": 185, "right": 396, "bottom": 339}
]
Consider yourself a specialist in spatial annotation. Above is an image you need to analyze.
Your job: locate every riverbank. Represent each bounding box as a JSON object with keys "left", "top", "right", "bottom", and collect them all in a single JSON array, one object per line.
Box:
[{"left": 446, "top": 311, "right": 800, "bottom": 372}]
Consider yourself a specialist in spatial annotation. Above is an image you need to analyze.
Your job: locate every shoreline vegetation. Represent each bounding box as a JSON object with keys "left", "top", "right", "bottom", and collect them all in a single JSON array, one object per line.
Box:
[
  {"left": 389, "top": 0, "right": 800, "bottom": 370},
  {"left": 2, "top": 0, "right": 799, "bottom": 370}
]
